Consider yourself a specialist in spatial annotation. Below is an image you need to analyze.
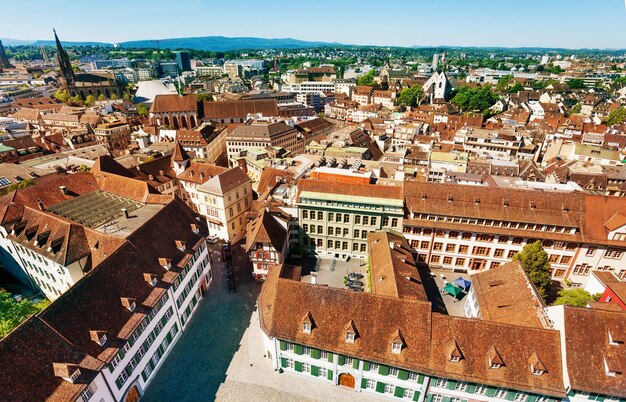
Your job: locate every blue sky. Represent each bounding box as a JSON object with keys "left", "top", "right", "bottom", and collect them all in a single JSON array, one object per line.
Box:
[{"left": 2, "top": 0, "right": 626, "bottom": 48}]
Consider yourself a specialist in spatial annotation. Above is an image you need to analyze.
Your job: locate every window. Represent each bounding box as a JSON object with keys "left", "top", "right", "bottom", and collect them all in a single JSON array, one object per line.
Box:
[
  {"left": 560, "top": 255, "right": 571, "bottom": 264},
  {"left": 403, "top": 389, "right": 415, "bottom": 399},
  {"left": 391, "top": 218, "right": 398, "bottom": 227},
  {"left": 303, "top": 210, "right": 309, "bottom": 219},
  {"left": 494, "top": 389, "right": 507, "bottom": 398},
  {"left": 365, "top": 379, "right": 376, "bottom": 390},
  {"left": 360, "top": 244, "right": 367, "bottom": 252},
  {"left": 473, "top": 246, "right": 488, "bottom": 256},
  {"left": 302, "top": 362, "right": 311, "bottom": 373},
  {"left": 446, "top": 244, "right": 456, "bottom": 252},
  {"left": 353, "top": 243, "right": 359, "bottom": 251},
  {"left": 420, "top": 241, "right": 430, "bottom": 250},
  {"left": 355, "top": 215, "right": 361, "bottom": 225},
  {"left": 317, "top": 225, "right": 323, "bottom": 234},
  {"left": 475, "top": 385, "right": 488, "bottom": 395},
  {"left": 286, "top": 359, "right": 294, "bottom": 369},
  {"left": 432, "top": 395, "right": 443, "bottom": 402},
  {"left": 443, "top": 257, "right": 453, "bottom": 265},
  {"left": 382, "top": 217, "right": 389, "bottom": 226},
  {"left": 328, "top": 227, "right": 334, "bottom": 236},
  {"left": 431, "top": 255, "right": 441, "bottom": 264},
  {"left": 508, "top": 250, "right": 517, "bottom": 258},
  {"left": 461, "top": 232, "right": 472, "bottom": 240},
  {"left": 434, "top": 378, "right": 448, "bottom": 387},
  {"left": 605, "top": 249, "right": 623, "bottom": 259},
  {"left": 229, "top": 208, "right": 233, "bottom": 218},
  {"left": 586, "top": 247, "right": 596, "bottom": 256},
  {"left": 354, "top": 229, "right": 359, "bottom": 238},
  {"left": 433, "top": 242, "right": 443, "bottom": 251},
  {"left": 512, "top": 237, "right": 523, "bottom": 245},
  {"left": 317, "top": 239, "right": 322, "bottom": 247},
  {"left": 320, "top": 350, "right": 328, "bottom": 360},
  {"left": 302, "top": 323, "right": 311, "bottom": 334},
  {"left": 346, "top": 332, "right": 355, "bottom": 343},
  {"left": 363, "top": 216, "right": 369, "bottom": 225},
  {"left": 317, "top": 211, "right": 323, "bottom": 220},
  {"left": 343, "top": 228, "right": 349, "bottom": 236},
  {"left": 389, "top": 367, "right": 399, "bottom": 376},
  {"left": 384, "top": 383, "right": 395, "bottom": 394},
  {"left": 361, "top": 231, "right": 368, "bottom": 239},
  {"left": 371, "top": 217, "right": 377, "bottom": 226},
  {"left": 344, "top": 215, "right": 349, "bottom": 223},
  {"left": 77, "top": 386, "right": 93, "bottom": 402},
  {"left": 459, "top": 245, "right": 468, "bottom": 254},
  {"left": 494, "top": 249, "right": 505, "bottom": 257},
  {"left": 335, "top": 241, "right": 341, "bottom": 249},
  {"left": 328, "top": 213, "right": 334, "bottom": 221},
  {"left": 336, "top": 213, "right": 342, "bottom": 222},
  {"left": 408, "top": 372, "right": 418, "bottom": 381},
  {"left": 455, "top": 258, "right": 465, "bottom": 267},
  {"left": 344, "top": 356, "right": 353, "bottom": 366}
]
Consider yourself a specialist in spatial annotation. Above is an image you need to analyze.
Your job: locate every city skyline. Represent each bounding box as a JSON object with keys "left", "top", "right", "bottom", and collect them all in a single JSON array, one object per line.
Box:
[{"left": 2, "top": 0, "right": 626, "bottom": 49}]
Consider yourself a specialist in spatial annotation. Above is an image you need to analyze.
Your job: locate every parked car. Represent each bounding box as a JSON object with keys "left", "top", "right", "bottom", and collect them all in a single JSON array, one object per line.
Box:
[
  {"left": 347, "top": 280, "right": 364, "bottom": 287},
  {"left": 206, "top": 235, "right": 219, "bottom": 244},
  {"left": 348, "top": 285, "right": 363, "bottom": 292},
  {"left": 348, "top": 272, "right": 364, "bottom": 280},
  {"left": 221, "top": 243, "right": 232, "bottom": 260}
]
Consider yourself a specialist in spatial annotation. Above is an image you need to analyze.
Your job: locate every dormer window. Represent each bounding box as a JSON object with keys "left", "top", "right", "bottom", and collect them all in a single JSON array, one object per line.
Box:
[
  {"left": 391, "top": 342, "right": 403, "bottom": 354},
  {"left": 529, "top": 352, "right": 547, "bottom": 376},
  {"left": 344, "top": 320, "right": 358, "bottom": 343},
  {"left": 159, "top": 258, "right": 171, "bottom": 270},
  {"left": 450, "top": 355, "right": 461, "bottom": 363},
  {"left": 490, "top": 362, "right": 502, "bottom": 369},
  {"left": 144, "top": 273, "right": 158, "bottom": 287},
  {"left": 190, "top": 224, "right": 200, "bottom": 235},
  {"left": 175, "top": 240, "right": 186, "bottom": 252},
  {"left": 89, "top": 330, "right": 107, "bottom": 347},
  {"left": 302, "top": 322, "right": 312, "bottom": 334},
  {"left": 121, "top": 297, "right": 136, "bottom": 312},
  {"left": 487, "top": 346, "right": 505, "bottom": 369},
  {"left": 532, "top": 368, "right": 545, "bottom": 376},
  {"left": 53, "top": 363, "right": 81, "bottom": 384},
  {"left": 609, "top": 331, "right": 623, "bottom": 346},
  {"left": 345, "top": 332, "right": 356, "bottom": 343}
]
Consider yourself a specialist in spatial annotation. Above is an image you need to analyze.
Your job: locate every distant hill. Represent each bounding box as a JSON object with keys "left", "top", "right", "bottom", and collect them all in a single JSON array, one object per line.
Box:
[
  {"left": 1, "top": 38, "right": 112, "bottom": 47},
  {"left": 120, "top": 36, "right": 341, "bottom": 51}
]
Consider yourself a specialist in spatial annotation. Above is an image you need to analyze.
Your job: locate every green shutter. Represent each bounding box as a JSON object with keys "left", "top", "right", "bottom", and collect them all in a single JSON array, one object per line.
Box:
[
  {"left": 338, "top": 355, "right": 345, "bottom": 365},
  {"left": 394, "top": 386, "right": 405, "bottom": 398},
  {"left": 107, "top": 362, "right": 114, "bottom": 372},
  {"left": 327, "top": 370, "right": 333, "bottom": 381},
  {"left": 295, "top": 361, "right": 303, "bottom": 372},
  {"left": 281, "top": 358, "right": 287, "bottom": 368},
  {"left": 527, "top": 396, "right": 537, "bottom": 402},
  {"left": 328, "top": 352, "right": 334, "bottom": 362},
  {"left": 352, "top": 358, "right": 359, "bottom": 369},
  {"left": 166, "top": 332, "right": 173, "bottom": 342},
  {"left": 141, "top": 371, "right": 147, "bottom": 381},
  {"left": 115, "top": 378, "right": 122, "bottom": 389},
  {"left": 279, "top": 340, "right": 286, "bottom": 351},
  {"left": 486, "top": 387, "right": 497, "bottom": 397},
  {"left": 379, "top": 365, "right": 389, "bottom": 376},
  {"left": 376, "top": 381, "right": 385, "bottom": 393},
  {"left": 363, "top": 361, "right": 370, "bottom": 371},
  {"left": 417, "top": 374, "right": 424, "bottom": 384},
  {"left": 311, "top": 365, "right": 319, "bottom": 377},
  {"left": 361, "top": 378, "right": 367, "bottom": 389},
  {"left": 467, "top": 383, "right": 477, "bottom": 394},
  {"left": 425, "top": 394, "right": 433, "bottom": 402},
  {"left": 311, "top": 348, "right": 320, "bottom": 359},
  {"left": 398, "top": 369, "right": 408, "bottom": 380},
  {"left": 119, "top": 349, "right": 125, "bottom": 359},
  {"left": 294, "top": 344, "right": 303, "bottom": 355},
  {"left": 442, "top": 397, "right": 452, "bottom": 402},
  {"left": 506, "top": 391, "right": 516, "bottom": 401},
  {"left": 413, "top": 391, "right": 421, "bottom": 402},
  {"left": 447, "top": 380, "right": 457, "bottom": 390}
]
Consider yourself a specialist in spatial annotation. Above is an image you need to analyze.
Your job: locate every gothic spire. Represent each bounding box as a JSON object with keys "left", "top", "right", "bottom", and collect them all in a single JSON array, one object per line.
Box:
[
  {"left": 0, "top": 40, "right": 14, "bottom": 69},
  {"left": 53, "top": 29, "right": 75, "bottom": 83}
]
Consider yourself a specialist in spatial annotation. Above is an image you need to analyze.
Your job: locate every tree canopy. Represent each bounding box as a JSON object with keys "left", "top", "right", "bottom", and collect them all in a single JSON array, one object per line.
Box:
[
  {"left": 0, "top": 291, "right": 49, "bottom": 338},
  {"left": 512, "top": 240, "right": 552, "bottom": 300},
  {"left": 357, "top": 69, "right": 376, "bottom": 86},
  {"left": 508, "top": 82, "right": 524, "bottom": 94},
  {"left": 196, "top": 92, "right": 213, "bottom": 102},
  {"left": 495, "top": 74, "right": 513, "bottom": 92},
  {"left": 136, "top": 103, "right": 149, "bottom": 117},
  {"left": 450, "top": 85, "right": 499, "bottom": 113},
  {"left": 606, "top": 106, "right": 626, "bottom": 126},
  {"left": 553, "top": 289, "right": 595, "bottom": 307},
  {"left": 397, "top": 84, "right": 424, "bottom": 107},
  {"left": 567, "top": 78, "right": 586, "bottom": 89}
]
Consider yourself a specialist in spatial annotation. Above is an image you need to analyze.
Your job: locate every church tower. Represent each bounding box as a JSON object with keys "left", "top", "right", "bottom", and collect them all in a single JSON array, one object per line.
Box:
[
  {"left": 54, "top": 29, "right": 75, "bottom": 84},
  {"left": 0, "top": 40, "right": 14, "bottom": 69}
]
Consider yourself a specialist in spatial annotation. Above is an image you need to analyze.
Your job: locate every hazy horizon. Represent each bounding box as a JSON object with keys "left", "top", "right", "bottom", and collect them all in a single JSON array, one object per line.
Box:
[{"left": 2, "top": 0, "right": 626, "bottom": 49}]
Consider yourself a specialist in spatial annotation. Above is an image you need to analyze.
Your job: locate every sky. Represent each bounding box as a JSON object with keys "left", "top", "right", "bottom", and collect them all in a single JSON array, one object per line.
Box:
[{"left": 1, "top": 0, "right": 626, "bottom": 49}]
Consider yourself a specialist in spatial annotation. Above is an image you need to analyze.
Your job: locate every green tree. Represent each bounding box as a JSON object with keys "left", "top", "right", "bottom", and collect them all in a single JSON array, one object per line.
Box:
[
  {"left": 111, "top": 93, "right": 120, "bottom": 100},
  {"left": 397, "top": 84, "right": 424, "bottom": 107},
  {"left": 97, "top": 94, "right": 107, "bottom": 101},
  {"left": 508, "top": 82, "right": 524, "bottom": 94},
  {"left": 67, "top": 95, "right": 84, "bottom": 107},
  {"left": 553, "top": 289, "right": 594, "bottom": 307},
  {"left": 84, "top": 95, "right": 96, "bottom": 107},
  {"left": 450, "top": 85, "right": 499, "bottom": 113},
  {"left": 53, "top": 89, "right": 69, "bottom": 103},
  {"left": 357, "top": 69, "right": 376, "bottom": 86},
  {"left": 196, "top": 92, "right": 213, "bottom": 102},
  {"left": 614, "top": 76, "right": 626, "bottom": 85},
  {"left": 495, "top": 74, "right": 513, "bottom": 92},
  {"left": 570, "top": 103, "right": 582, "bottom": 115},
  {"left": 136, "top": 103, "right": 149, "bottom": 117},
  {"left": 567, "top": 79, "right": 586, "bottom": 89},
  {"left": 78, "top": 164, "right": 91, "bottom": 172},
  {"left": 512, "top": 240, "right": 552, "bottom": 300},
  {"left": 606, "top": 106, "right": 626, "bottom": 126},
  {"left": 0, "top": 291, "right": 49, "bottom": 338}
]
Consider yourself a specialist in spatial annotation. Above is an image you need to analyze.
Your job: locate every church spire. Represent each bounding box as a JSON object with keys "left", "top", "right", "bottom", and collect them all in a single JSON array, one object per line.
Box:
[
  {"left": 53, "top": 29, "right": 75, "bottom": 84},
  {"left": 0, "top": 40, "right": 14, "bottom": 69}
]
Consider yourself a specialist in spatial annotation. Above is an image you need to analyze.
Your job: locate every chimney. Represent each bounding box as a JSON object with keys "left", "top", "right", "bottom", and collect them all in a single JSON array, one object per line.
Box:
[
  {"left": 143, "top": 273, "right": 158, "bottom": 287},
  {"left": 311, "top": 271, "right": 317, "bottom": 285},
  {"left": 175, "top": 240, "right": 186, "bottom": 252},
  {"left": 121, "top": 208, "right": 129, "bottom": 219},
  {"left": 159, "top": 170, "right": 164, "bottom": 176},
  {"left": 190, "top": 224, "right": 199, "bottom": 234},
  {"left": 37, "top": 198, "right": 44, "bottom": 211},
  {"left": 59, "top": 185, "right": 67, "bottom": 195},
  {"left": 148, "top": 174, "right": 154, "bottom": 181}
]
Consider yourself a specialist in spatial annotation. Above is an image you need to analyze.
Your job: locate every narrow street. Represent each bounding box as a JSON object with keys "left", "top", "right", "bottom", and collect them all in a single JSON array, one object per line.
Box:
[{"left": 140, "top": 241, "right": 261, "bottom": 402}]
